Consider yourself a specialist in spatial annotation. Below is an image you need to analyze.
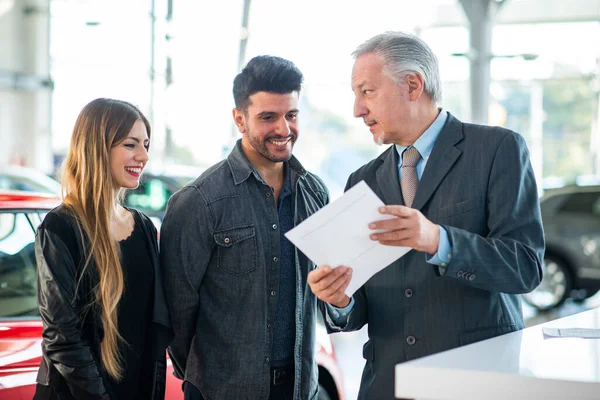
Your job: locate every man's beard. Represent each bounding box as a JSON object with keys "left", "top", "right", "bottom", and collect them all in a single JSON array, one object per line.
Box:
[
  {"left": 248, "top": 132, "right": 297, "bottom": 162},
  {"left": 373, "top": 132, "right": 385, "bottom": 146}
]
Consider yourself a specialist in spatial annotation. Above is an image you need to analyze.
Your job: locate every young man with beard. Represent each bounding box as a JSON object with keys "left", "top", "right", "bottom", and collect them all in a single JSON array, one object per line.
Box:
[{"left": 160, "top": 55, "right": 329, "bottom": 400}]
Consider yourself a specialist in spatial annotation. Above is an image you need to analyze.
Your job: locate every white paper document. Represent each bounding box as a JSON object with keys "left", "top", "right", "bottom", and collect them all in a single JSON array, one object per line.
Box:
[
  {"left": 542, "top": 327, "right": 600, "bottom": 339},
  {"left": 285, "top": 180, "right": 410, "bottom": 296}
]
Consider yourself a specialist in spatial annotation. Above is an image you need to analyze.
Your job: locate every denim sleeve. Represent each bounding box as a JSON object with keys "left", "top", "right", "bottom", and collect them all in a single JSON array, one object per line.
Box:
[
  {"left": 160, "top": 186, "right": 213, "bottom": 379},
  {"left": 325, "top": 297, "right": 355, "bottom": 327},
  {"left": 426, "top": 225, "right": 452, "bottom": 271}
]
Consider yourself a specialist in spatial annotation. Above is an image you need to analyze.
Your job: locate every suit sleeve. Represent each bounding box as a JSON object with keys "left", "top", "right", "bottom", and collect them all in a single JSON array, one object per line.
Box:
[
  {"left": 160, "top": 186, "right": 213, "bottom": 379},
  {"left": 442, "top": 131, "right": 545, "bottom": 293},
  {"left": 36, "top": 226, "right": 110, "bottom": 400}
]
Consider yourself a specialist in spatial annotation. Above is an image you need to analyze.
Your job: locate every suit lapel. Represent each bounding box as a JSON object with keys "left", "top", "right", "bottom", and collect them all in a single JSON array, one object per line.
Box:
[
  {"left": 376, "top": 146, "right": 404, "bottom": 206},
  {"left": 412, "top": 113, "right": 464, "bottom": 211}
]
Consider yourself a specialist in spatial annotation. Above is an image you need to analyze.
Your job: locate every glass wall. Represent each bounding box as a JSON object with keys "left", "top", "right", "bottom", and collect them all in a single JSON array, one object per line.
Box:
[{"left": 46, "top": 1, "right": 600, "bottom": 197}]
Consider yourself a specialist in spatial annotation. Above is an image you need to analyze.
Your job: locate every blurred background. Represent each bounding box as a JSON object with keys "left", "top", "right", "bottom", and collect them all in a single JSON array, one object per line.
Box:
[{"left": 1, "top": 0, "right": 600, "bottom": 398}]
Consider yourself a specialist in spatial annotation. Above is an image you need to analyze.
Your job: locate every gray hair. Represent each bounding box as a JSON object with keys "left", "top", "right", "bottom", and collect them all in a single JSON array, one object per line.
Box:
[{"left": 352, "top": 31, "right": 442, "bottom": 104}]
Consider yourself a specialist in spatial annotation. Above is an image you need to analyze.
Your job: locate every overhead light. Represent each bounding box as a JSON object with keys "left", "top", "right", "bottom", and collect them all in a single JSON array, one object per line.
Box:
[
  {"left": 451, "top": 51, "right": 538, "bottom": 61},
  {"left": 520, "top": 53, "right": 539, "bottom": 61}
]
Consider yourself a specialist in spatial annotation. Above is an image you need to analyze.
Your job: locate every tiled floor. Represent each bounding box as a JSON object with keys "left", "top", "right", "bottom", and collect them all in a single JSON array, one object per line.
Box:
[{"left": 330, "top": 292, "right": 600, "bottom": 400}]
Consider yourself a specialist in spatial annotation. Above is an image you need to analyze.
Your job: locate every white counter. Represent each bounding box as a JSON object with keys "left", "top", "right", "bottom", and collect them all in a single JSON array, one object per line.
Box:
[{"left": 395, "top": 308, "right": 600, "bottom": 400}]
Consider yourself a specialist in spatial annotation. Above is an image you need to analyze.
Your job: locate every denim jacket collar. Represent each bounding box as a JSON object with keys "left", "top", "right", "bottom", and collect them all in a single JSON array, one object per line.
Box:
[{"left": 227, "top": 139, "right": 307, "bottom": 186}]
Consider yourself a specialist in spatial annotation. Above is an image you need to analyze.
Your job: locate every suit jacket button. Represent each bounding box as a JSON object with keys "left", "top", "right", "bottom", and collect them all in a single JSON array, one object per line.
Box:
[
  {"left": 406, "top": 336, "right": 416, "bottom": 346},
  {"left": 457, "top": 270, "right": 464, "bottom": 278},
  {"left": 469, "top": 274, "right": 476, "bottom": 281},
  {"left": 405, "top": 289, "right": 413, "bottom": 298}
]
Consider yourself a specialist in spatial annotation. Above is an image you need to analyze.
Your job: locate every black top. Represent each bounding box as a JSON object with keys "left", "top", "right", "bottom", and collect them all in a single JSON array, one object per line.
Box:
[{"left": 105, "top": 211, "right": 155, "bottom": 399}]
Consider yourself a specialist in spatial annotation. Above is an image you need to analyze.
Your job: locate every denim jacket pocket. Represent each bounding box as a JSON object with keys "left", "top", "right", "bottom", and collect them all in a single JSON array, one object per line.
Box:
[{"left": 213, "top": 225, "right": 257, "bottom": 275}]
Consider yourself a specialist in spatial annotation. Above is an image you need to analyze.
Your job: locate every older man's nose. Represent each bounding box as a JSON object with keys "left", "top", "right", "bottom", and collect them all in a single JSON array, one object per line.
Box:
[{"left": 354, "top": 97, "right": 367, "bottom": 118}]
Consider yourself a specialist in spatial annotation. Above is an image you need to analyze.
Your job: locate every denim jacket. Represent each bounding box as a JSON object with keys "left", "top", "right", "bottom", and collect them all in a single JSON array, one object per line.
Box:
[{"left": 160, "top": 140, "right": 329, "bottom": 400}]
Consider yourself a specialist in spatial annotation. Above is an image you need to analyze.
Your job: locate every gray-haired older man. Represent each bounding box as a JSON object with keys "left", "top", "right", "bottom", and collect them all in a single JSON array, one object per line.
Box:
[{"left": 308, "top": 31, "right": 545, "bottom": 399}]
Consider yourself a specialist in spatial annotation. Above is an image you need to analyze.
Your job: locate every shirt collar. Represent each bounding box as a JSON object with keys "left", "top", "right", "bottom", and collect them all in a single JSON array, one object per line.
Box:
[{"left": 395, "top": 109, "right": 448, "bottom": 164}]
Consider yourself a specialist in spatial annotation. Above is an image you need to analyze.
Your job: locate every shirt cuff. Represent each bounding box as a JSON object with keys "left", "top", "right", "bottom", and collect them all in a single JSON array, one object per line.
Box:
[
  {"left": 326, "top": 297, "right": 355, "bottom": 326},
  {"left": 426, "top": 225, "right": 452, "bottom": 268}
]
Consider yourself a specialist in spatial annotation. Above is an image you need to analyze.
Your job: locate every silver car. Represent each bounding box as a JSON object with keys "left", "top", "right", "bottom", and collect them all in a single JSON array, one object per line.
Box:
[{"left": 0, "top": 165, "right": 61, "bottom": 195}]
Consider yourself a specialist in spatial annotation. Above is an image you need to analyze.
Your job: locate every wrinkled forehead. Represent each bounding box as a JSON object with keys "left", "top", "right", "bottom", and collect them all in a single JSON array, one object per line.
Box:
[{"left": 351, "top": 53, "right": 385, "bottom": 88}]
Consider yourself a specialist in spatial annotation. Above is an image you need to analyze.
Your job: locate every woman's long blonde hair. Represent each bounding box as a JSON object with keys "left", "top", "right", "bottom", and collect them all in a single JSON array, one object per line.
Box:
[{"left": 61, "top": 98, "right": 151, "bottom": 380}]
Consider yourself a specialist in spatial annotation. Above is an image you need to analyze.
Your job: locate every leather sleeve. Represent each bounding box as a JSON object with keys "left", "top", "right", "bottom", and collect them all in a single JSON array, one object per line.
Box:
[{"left": 36, "top": 225, "right": 110, "bottom": 399}]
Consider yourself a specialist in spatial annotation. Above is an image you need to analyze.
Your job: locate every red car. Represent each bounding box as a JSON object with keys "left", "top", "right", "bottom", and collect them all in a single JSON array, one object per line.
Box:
[{"left": 0, "top": 190, "right": 344, "bottom": 399}]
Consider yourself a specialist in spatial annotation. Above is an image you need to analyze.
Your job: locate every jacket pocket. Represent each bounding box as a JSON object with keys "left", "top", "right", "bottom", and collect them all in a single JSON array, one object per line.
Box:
[
  {"left": 213, "top": 226, "right": 257, "bottom": 275},
  {"left": 437, "top": 196, "right": 484, "bottom": 219},
  {"left": 459, "top": 323, "right": 516, "bottom": 346}
]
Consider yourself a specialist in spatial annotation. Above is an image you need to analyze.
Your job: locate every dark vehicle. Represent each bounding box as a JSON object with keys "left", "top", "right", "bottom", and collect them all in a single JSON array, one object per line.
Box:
[
  {"left": 123, "top": 167, "right": 206, "bottom": 228},
  {"left": 124, "top": 172, "right": 191, "bottom": 228},
  {"left": 523, "top": 185, "right": 600, "bottom": 311}
]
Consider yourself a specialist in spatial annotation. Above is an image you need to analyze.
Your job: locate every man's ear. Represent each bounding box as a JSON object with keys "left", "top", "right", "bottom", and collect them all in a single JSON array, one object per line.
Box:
[
  {"left": 406, "top": 73, "right": 425, "bottom": 101},
  {"left": 232, "top": 108, "right": 246, "bottom": 133}
]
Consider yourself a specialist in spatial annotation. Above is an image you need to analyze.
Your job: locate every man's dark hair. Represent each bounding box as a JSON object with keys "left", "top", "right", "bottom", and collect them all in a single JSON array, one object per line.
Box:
[{"left": 233, "top": 55, "right": 303, "bottom": 112}]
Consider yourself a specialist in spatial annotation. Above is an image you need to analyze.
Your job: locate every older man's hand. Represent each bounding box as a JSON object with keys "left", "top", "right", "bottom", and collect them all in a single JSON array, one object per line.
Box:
[
  {"left": 307, "top": 265, "right": 352, "bottom": 308},
  {"left": 369, "top": 205, "right": 440, "bottom": 254}
]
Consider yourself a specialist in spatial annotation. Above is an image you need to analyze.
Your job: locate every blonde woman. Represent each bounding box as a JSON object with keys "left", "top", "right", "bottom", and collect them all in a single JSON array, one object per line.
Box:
[{"left": 34, "top": 98, "right": 172, "bottom": 400}]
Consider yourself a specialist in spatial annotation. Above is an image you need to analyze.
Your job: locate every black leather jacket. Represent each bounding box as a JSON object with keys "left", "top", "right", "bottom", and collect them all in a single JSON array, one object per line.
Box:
[{"left": 34, "top": 206, "right": 172, "bottom": 400}]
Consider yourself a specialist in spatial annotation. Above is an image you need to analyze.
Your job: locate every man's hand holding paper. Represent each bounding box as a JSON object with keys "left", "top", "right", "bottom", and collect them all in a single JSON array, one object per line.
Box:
[
  {"left": 307, "top": 266, "right": 353, "bottom": 308},
  {"left": 369, "top": 205, "right": 440, "bottom": 254},
  {"left": 285, "top": 180, "right": 414, "bottom": 298}
]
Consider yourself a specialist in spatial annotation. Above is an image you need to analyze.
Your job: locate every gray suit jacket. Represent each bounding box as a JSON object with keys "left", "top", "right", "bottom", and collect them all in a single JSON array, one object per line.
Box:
[{"left": 322, "top": 113, "right": 545, "bottom": 399}]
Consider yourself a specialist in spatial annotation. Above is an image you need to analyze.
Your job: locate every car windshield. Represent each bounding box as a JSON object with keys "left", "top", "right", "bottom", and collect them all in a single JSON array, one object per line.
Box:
[{"left": 0, "top": 210, "right": 45, "bottom": 318}]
